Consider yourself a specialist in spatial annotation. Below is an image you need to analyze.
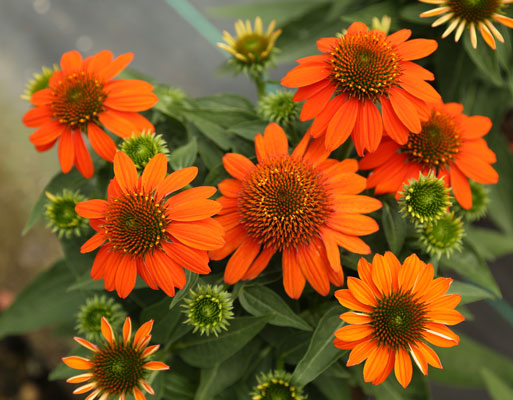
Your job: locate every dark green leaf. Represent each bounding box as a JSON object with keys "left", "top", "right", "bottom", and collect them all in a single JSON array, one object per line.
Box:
[
  {"left": 239, "top": 285, "right": 312, "bottom": 331},
  {"left": 482, "top": 368, "right": 513, "bottom": 400},
  {"left": 463, "top": 34, "right": 503, "bottom": 87},
  {"left": 169, "top": 137, "right": 198, "bottom": 171},
  {"left": 292, "top": 306, "right": 345, "bottom": 386},
  {"left": 162, "top": 372, "right": 196, "bottom": 399},
  {"left": 175, "top": 315, "right": 271, "bottom": 368},
  {"left": 382, "top": 200, "right": 407, "bottom": 254},
  {"left": 228, "top": 120, "right": 268, "bottom": 141},
  {"left": 430, "top": 333, "right": 513, "bottom": 387},
  {"left": 182, "top": 112, "right": 233, "bottom": 150},
  {"left": 0, "top": 261, "right": 90, "bottom": 339},
  {"left": 447, "top": 281, "right": 495, "bottom": 305},
  {"left": 465, "top": 226, "right": 513, "bottom": 261}
]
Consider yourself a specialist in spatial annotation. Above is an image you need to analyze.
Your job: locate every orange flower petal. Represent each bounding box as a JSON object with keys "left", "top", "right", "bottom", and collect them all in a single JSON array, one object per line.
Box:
[
  {"left": 99, "top": 109, "right": 137, "bottom": 138},
  {"left": 209, "top": 225, "right": 246, "bottom": 261},
  {"left": 29, "top": 120, "right": 65, "bottom": 146},
  {"left": 353, "top": 100, "right": 383, "bottom": 155},
  {"left": 340, "top": 312, "right": 372, "bottom": 325},
  {"left": 263, "top": 122, "right": 289, "bottom": 157},
  {"left": 80, "top": 233, "right": 105, "bottom": 253},
  {"left": 101, "top": 317, "right": 115, "bottom": 344},
  {"left": 395, "top": 38, "right": 438, "bottom": 61},
  {"left": 104, "top": 92, "right": 158, "bottom": 112},
  {"left": 335, "top": 324, "right": 374, "bottom": 342},
  {"left": 347, "top": 277, "right": 378, "bottom": 307},
  {"left": 75, "top": 199, "right": 108, "bottom": 219},
  {"left": 168, "top": 219, "right": 225, "bottom": 250},
  {"left": 281, "top": 63, "right": 331, "bottom": 87},
  {"left": 282, "top": 249, "right": 306, "bottom": 299},
  {"left": 415, "top": 341, "right": 442, "bottom": 368},
  {"left": 74, "top": 337, "right": 99, "bottom": 352},
  {"left": 330, "top": 230, "right": 371, "bottom": 255},
  {"left": 58, "top": 129, "right": 74, "bottom": 173},
  {"left": 363, "top": 345, "right": 390, "bottom": 383},
  {"left": 454, "top": 154, "right": 498, "bottom": 184},
  {"left": 66, "top": 373, "right": 93, "bottom": 383},
  {"left": 293, "top": 80, "right": 331, "bottom": 101},
  {"left": 87, "top": 123, "right": 116, "bottom": 162},
  {"left": 133, "top": 387, "right": 146, "bottom": 400},
  {"left": 60, "top": 50, "right": 83, "bottom": 73},
  {"left": 398, "top": 253, "right": 422, "bottom": 292},
  {"left": 115, "top": 256, "right": 137, "bottom": 299},
  {"left": 73, "top": 382, "right": 96, "bottom": 395},
  {"left": 242, "top": 247, "right": 276, "bottom": 280},
  {"left": 394, "top": 347, "right": 413, "bottom": 388},
  {"left": 224, "top": 237, "right": 260, "bottom": 284},
  {"left": 123, "top": 317, "right": 132, "bottom": 344},
  {"left": 134, "top": 320, "right": 154, "bottom": 347},
  {"left": 143, "top": 361, "right": 170, "bottom": 371},
  {"left": 388, "top": 87, "right": 421, "bottom": 133},
  {"left": 223, "top": 153, "right": 255, "bottom": 181},
  {"left": 359, "top": 140, "right": 399, "bottom": 170},
  {"left": 347, "top": 339, "right": 376, "bottom": 366},
  {"left": 371, "top": 254, "right": 392, "bottom": 296},
  {"left": 31, "top": 88, "right": 53, "bottom": 106},
  {"left": 72, "top": 131, "right": 94, "bottom": 179},
  {"left": 62, "top": 356, "right": 93, "bottom": 370},
  {"left": 141, "top": 153, "right": 168, "bottom": 193},
  {"left": 162, "top": 241, "right": 210, "bottom": 275},
  {"left": 22, "top": 105, "right": 53, "bottom": 127},
  {"left": 114, "top": 151, "right": 139, "bottom": 193},
  {"left": 320, "top": 228, "right": 342, "bottom": 273},
  {"left": 409, "top": 343, "right": 428, "bottom": 375},
  {"left": 449, "top": 166, "right": 472, "bottom": 210},
  {"left": 334, "top": 289, "right": 373, "bottom": 313},
  {"left": 296, "top": 243, "right": 331, "bottom": 296},
  {"left": 99, "top": 52, "right": 134, "bottom": 81},
  {"left": 155, "top": 167, "right": 198, "bottom": 200},
  {"left": 425, "top": 309, "right": 465, "bottom": 325},
  {"left": 300, "top": 84, "right": 335, "bottom": 121},
  {"left": 325, "top": 97, "right": 359, "bottom": 151},
  {"left": 327, "top": 214, "right": 379, "bottom": 236}
]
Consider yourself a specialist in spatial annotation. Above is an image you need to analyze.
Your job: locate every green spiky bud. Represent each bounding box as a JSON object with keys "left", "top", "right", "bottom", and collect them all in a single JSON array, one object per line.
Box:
[
  {"left": 22, "top": 64, "right": 59, "bottom": 101},
  {"left": 154, "top": 85, "right": 187, "bottom": 108},
  {"left": 258, "top": 90, "right": 301, "bottom": 127},
  {"left": 399, "top": 172, "right": 451, "bottom": 224},
  {"left": 453, "top": 181, "right": 489, "bottom": 222},
  {"left": 251, "top": 370, "right": 306, "bottom": 400},
  {"left": 182, "top": 284, "right": 234, "bottom": 336},
  {"left": 45, "top": 189, "right": 89, "bottom": 239},
  {"left": 417, "top": 212, "right": 464, "bottom": 259},
  {"left": 76, "top": 295, "right": 126, "bottom": 341},
  {"left": 120, "top": 131, "right": 169, "bottom": 169}
]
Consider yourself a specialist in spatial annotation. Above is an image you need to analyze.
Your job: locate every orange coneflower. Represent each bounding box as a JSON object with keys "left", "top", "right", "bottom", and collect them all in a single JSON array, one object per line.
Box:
[
  {"left": 211, "top": 123, "right": 382, "bottom": 299},
  {"left": 281, "top": 22, "right": 440, "bottom": 156},
  {"left": 22, "top": 50, "right": 158, "bottom": 178},
  {"left": 419, "top": 0, "right": 513, "bottom": 49},
  {"left": 359, "top": 101, "right": 498, "bottom": 209},
  {"left": 75, "top": 152, "right": 224, "bottom": 298},
  {"left": 334, "top": 252, "right": 464, "bottom": 388},
  {"left": 63, "top": 317, "right": 169, "bottom": 400}
]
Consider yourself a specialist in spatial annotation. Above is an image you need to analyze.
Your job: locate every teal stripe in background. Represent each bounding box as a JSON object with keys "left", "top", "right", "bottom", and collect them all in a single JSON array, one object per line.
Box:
[{"left": 164, "top": 0, "right": 228, "bottom": 57}]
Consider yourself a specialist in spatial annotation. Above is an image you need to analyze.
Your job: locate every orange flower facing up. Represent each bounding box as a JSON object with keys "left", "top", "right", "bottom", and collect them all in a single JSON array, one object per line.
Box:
[
  {"left": 211, "top": 123, "right": 382, "bottom": 299},
  {"left": 75, "top": 152, "right": 224, "bottom": 298},
  {"left": 22, "top": 50, "right": 158, "bottom": 178},
  {"left": 63, "top": 317, "right": 169, "bottom": 400},
  {"left": 334, "top": 252, "right": 464, "bottom": 388},
  {"left": 281, "top": 22, "right": 440, "bottom": 156},
  {"left": 359, "top": 101, "right": 498, "bottom": 209}
]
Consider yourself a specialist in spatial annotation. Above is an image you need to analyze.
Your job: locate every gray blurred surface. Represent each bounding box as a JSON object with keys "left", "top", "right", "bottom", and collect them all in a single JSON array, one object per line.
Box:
[{"left": 0, "top": 1, "right": 512, "bottom": 399}]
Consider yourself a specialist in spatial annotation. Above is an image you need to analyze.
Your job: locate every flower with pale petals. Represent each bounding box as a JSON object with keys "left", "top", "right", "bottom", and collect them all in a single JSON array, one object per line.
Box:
[
  {"left": 63, "top": 316, "right": 169, "bottom": 400},
  {"left": 281, "top": 21, "right": 440, "bottom": 155},
  {"left": 75, "top": 152, "right": 224, "bottom": 298},
  {"left": 334, "top": 252, "right": 464, "bottom": 388},
  {"left": 22, "top": 50, "right": 158, "bottom": 178},
  {"left": 419, "top": 0, "right": 513, "bottom": 49},
  {"left": 211, "top": 123, "right": 382, "bottom": 299}
]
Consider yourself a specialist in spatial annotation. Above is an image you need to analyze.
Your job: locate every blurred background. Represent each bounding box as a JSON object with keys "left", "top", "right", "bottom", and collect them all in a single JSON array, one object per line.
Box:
[{"left": 0, "top": 0, "right": 512, "bottom": 399}]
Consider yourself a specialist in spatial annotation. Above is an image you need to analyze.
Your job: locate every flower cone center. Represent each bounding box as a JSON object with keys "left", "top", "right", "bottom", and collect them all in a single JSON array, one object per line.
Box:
[
  {"left": 51, "top": 72, "right": 106, "bottom": 128},
  {"left": 330, "top": 31, "right": 401, "bottom": 101},
  {"left": 51, "top": 199, "right": 81, "bottom": 227},
  {"left": 448, "top": 0, "right": 501, "bottom": 22},
  {"left": 235, "top": 33, "right": 269, "bottom": 59},
  {"left": 104, "top": 192, "right": 167, "bottom": 255},
  {"left": 238, "top": 156, "right": 332, "bottom": 251},
  {"left": 404, "top": 111, "right": 462, "bottom": 168},
  {"left": 92, "top": 342, "right": 146, "bottom": 395},
  {"left": 371, "top": 291, "right": 427, "bottom": 350}
]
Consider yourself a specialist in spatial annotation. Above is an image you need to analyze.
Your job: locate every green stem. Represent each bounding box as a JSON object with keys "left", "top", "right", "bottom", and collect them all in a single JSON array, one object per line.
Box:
[{"left": 252, "top": 72, "right": 267, "bottom": 100}]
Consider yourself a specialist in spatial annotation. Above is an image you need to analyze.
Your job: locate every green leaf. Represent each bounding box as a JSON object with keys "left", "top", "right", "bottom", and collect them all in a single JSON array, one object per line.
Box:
[
  {"left": 314, "top": 365, "right": 351, "bottom": 400},
  {"left": 169, "top": 270, "right": 200, "bottom": 310},
  {"left": 482, "top": 368, "right": 513, "bottom": 400},
  {"left": 48, "top": 345, "right": 90, "bottom": 381},
  {"left": 0, "top": 260, "right": 90, "bottom": 339},
  {"left": 239, "top": 285, "right": 312, "bottom": 331},
  {"left": 194, "top": 341, "right": 261, "bottom": 400},
  {"left": 140, "top": 296, "right": 182, "bottom": 343},
  {"left": 292, "top": 306, "right": 345, "bottom": 386},
  {"left": 382, "top": 200, "right": 407, "bottom": 254},
  {"left": 447, "top": 281, "right": 495, "bottom": 305},
  {"left": 430, "top": 333, "right": 513, "bottom": 387},
  {"left": 169, "top": 137, "right": 198, "bottom": 171},
  {"left": 228, "top": 120, "right": 268, "bottom": 141},
  {"left": 439, "top": 244, "right": 501, "bottom": 298},
  {"left": 463, "top": 34, "right": 503, "bottom": 87},
  {"left": 465, "top": 226, "right": 513, "bottom": 261},
  {"left": 162, "top": 373, "right": 196, "bottom": 399},
  {"left": 182, "top": 112, "right": 233, "bottom": 150},
  {"left": 22, "top": 170, "right": 90, "bottom": 235},
  {"left": 175, "top": 315, "right": 271, "bottom": 368},
  {"left": 399, "top": 3, "right": 433, "bottom": 25}
]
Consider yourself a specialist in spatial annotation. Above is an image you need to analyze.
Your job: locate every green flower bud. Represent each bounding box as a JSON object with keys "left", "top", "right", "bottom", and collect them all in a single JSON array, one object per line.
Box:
[
  {"left": 399, "top": 172, "right": 451, "bottom": 225},
  {"left": 251, "top": 370, "right": 306, "bottom": 400},
  {"left": 182, "top": 284, "right": 234, "bottom": 336},
  {"left": 120, "top": 131, "right": 169, "bottom": 169},
  {"left": 258, "top": 90, "right": 300, "bottom": 127},
  {"left": 76, "top": 295, "right": 126, "bottom": 341},
  {"left": 45, "top": 189, "right": 89, "bottom": 239},
  {"left": 417, "top": 212, "right": 464, "bottom": 259},
  {"left": 22, "top": 65, "right": 59, "bottom": 101},
  {"left": 453, "top": 181, "right": 489, "bottom": 222}
]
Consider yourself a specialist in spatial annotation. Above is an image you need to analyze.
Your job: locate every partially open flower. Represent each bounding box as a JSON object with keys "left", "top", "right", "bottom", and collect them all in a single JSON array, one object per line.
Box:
[
  {"left": 419, "top": 0, "right": 513, "bottom": 49},
  {"left": 63, "top": 317, "right": 169, "bottom": 400},
  {"left": 217, "top": 17, "right": 282, "bottom": 73},
  {"left": 182, "top": 284, "right": 234, "bottom": 336},
  {"left": 334, "top": 252, "right": 464, "bottom": 388},
  {"left": 251, "top": 370, "right": 305, "bottom": 400},
  {"left": 22, "top": 64, "right": 59, "bottom": 101}
]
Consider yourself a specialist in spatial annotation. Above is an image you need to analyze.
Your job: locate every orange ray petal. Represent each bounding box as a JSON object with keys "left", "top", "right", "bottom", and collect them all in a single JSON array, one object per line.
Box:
[
  {"left": 395, "top": 39, "right": 438, "bottom": 61},
  {"left": 363, "top": 345, "right": 390, "bottom": 383},
  {"left": 60, "top": 50, "right": 83, "bottom": 73},
  {"left": 72, "top": 131, "right": 94, "bottom": 179},
  {"left": 141, "top": 153, "right": 168, "bottom": 193},
  {"left": 123, "top": 317, "right": 132, "bottom": 343},
  {"left": 104, "top": 92, "right": 158, "bottom": 112},
  {"left": 327, "top": 214, "right": 379, "bottom": 236},
  {"left": 347, "top": 277, "right": 378, "bottom": 307},
  {"left": 415, "top": 341, "right": 442, "bottom": 368},
  {"left": 325, "top": 97, "right": 359, "bottom": 151},
  {"left": 263, "top": 122, "right": 289, "bottom": 157},
  {"left": 394, "top": 347, "right": 413, "bottom": 388},
  {"left": 347, "top": 339, "right": 377, "bottom": 366},
  {"left": 454, "top": 155, "right": 498, "bottom": 184},
  {"left": 101, "top": 317, "right": 115, "bottom": 344},
  {"left": 99, "top": 52, "right": 134, "bottom": 81},
  {"left": 87, "top": 123, "right": 116, "bottom": 162},
  {"left": 449, "top": 165, "right": 472, "bottom": 210},
  {"left": 371, "top": 254, "right": 392, "bottom": 296},
  {"left": 143, "top": 361, "right": 170, "bottom": 371},
  {"left": 114, "top": 151, "right": 138, "bottom": 193},
  {"left": 74, "top": 337, "right": 99, "bottom": 352},
  {"left": 75, "top": 199, "right": 108, "bottom": 219},
  {"left": 134, "top": 320, "right": 154, "bottom": 347},
  {"left": 282, "top": 249, "right": 306, "bottom": 299},
  {"left": 300, "top": 84, "right": 335, "bottom": 121},
  {"left": 334, "top": 289, "right": 374, "bottom": 313},
  {"left": 62, "top": 356, "right": 93, "bottom": 370},
  {"left": 115, "top": 256, "right": 137, "bottom": 299},
  {"left": 340, "top": 312, "right": 372, "bottom": 325},
  {"left": 293, "top": 79, "right": 331, "bottom": 101},
  {"left": 162, "top": 241, "right": 210, "bottom": 274},
  {"left": 281, "top": 63, "right": 331, "bottom": 87},
  {"left": 398, "top": 253, "right": 422, "bottom": 292},
  {"left": 66, "top": 373, "right": 93, "bottom": 384},
  {"left": 359, "top": 140, "right": 399, "bottom": 170},
  {"left": 224, "top": 237, "right": 260, "bottom": 284},
  {"left": 335, "top": 324, "right": 374, "bottom": 342},
  {"left": 23, "top": 105, "right": 53, "bottom": 127},
  {"left": 388, "top": 87, "right": 421, "bottom": 133},
  {"left": 58, "top": 129, "right": 74, "bottom": 173},
  {"left": 223, "top": 153, "right": 255, "bottom": 181},
  {"left": 80, "top": 233, "right": 105, "bottom": 253},
  {"left": 242, "top": 247, "right": 276, "bottom": 280},
  {"left": 155, "top": 167, "right": 198, "bottom": 200},
  {"left": 29, "top": 120, "right": 65, "bottom": 146}
]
